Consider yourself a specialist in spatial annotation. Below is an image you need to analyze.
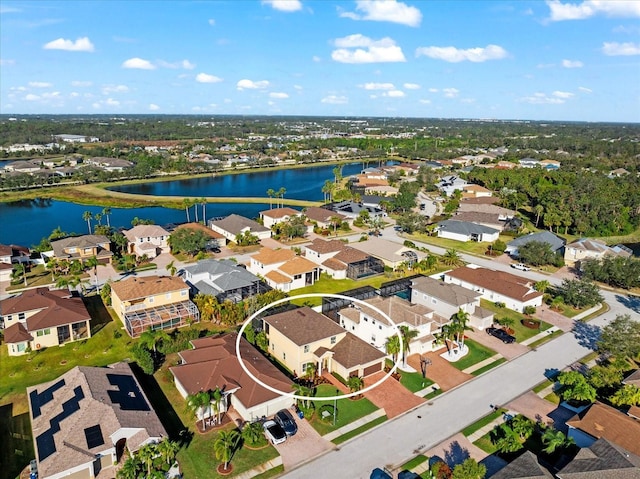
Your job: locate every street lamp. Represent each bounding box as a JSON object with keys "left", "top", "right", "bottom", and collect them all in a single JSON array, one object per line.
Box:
[{"left": 333, "top": 388, "right": 339, "bottom": 426}]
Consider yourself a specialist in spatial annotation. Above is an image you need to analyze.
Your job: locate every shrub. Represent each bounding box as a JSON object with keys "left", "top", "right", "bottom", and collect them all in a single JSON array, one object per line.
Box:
[
  {"left": 331, "top": 371, "right": 347, "bottom": 385},
  {"left": 403, "top": 240, "right": 416, "bottom": 248},
  {"left": 494, "top": 301, "right": 505, "bottom": 308}
]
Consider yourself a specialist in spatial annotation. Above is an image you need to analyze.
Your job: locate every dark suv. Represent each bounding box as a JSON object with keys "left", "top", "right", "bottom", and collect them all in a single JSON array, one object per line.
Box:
[
  {"left": 274, "top": 409, "right": 298, "bottom": 436},
  {"left": 486, "top": 327, "right": 516, "bottom": 344}
]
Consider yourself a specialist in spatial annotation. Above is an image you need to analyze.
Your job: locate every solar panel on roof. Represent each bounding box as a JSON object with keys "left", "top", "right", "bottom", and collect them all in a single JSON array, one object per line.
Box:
[
  {"left": 106, "top": 374, "right": 150, "bottom": 411},
  {"left": 84, "top": 424, "right": 105, "bottom": 449},
  {"left": 30, "top": 379, "right": 65, "bottom": 418}
]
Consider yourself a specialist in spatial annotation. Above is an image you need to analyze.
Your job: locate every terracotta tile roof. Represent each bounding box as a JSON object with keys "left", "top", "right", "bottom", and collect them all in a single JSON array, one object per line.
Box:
[
  {"left": 304, "top": 207, "right": 345, "bottom": 224},
  {"left": 453, "top": 211, "right": 504, "bottom": 226},
  {"left": 278, "top": 256, "right": 318, "bottom": 276},
  {"left": 567, "top": 402, "right": 640, "bottom": 457},
  {"left": 175, "top": 222, "right": 224, "bottom": 239},
  {"left": 328, "top": 332, "right": 385, "bottom": 369},
  {"left": 306, "top": 238, "right": 346, "bottom": 254},
  {"left": 322, "top": 257, "right": 347, "bottom": 271},
  {"left": 0, "top": 243, "right": 30, "bottom": 258},
  {"left": 263, "top": 307, "right": 345, "bottom": 346},
  {"left": 50, "top": 235, "right": 111, "bottom": 257},
  {"left": 4, "top": 322, "right": 33, "bottom": 343},
  {"left": 170, "top": 333, "right": 293, "bottom": 409},
  {"left": 333, "top": 247, "right": 369, "bottom": 264},
  {"left": 445, "top": 266, "right": 543, "bottom": 303},
  {"left": 252, "top": 247, "right": 295, "bottom": 265},
  {"left": 260, "top": 207, "right": 301, "bottom": 219},
  {"left": 123, "top": 224, "right": 169, "bottom": 241},
  {"left": 623, "top": 369, "right": 640, "bottom": 387},
  {"left": 460, "top": 196, "right": 501, "bottom": 205},
  {"left": 265, "top": 270, "right": 292, "bottom": 284},
  {"left": 339, "top": 295, "right": 433, "bottom": 328},
  {"left": 411, "top": 276, "right": 481, "bottom": 307},
  {"left": 111, "top": 276, "right": 188, "bottom": 301}
]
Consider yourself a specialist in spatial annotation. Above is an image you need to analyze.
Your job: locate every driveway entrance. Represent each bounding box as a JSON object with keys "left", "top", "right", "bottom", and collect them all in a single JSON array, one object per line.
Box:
[
  {"left": 363, "top": 371, "right": 424, "bottom": 419},
  {"left": 407, "top": 352, "right": 472, "bottom": 391},
  {"left": 273, "top": 410, "right": 334, "bottom": 470}
]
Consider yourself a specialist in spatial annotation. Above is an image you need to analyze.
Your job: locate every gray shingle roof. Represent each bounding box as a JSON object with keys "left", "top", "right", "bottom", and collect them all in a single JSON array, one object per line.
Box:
[
  {"left": 210, "top": 214, "right": 269, "bottom": 235},
  {"left": 437, "top": 220, "right": 499, "bottom": 236},
  {"left": 491, "top": 450, "right": 554, "bottom": 479},
  {"left": 508, "top": 231, "right": 565, "bottom": 252},
  {"left": 184, "top": 259, "right": 261, "bottom": 294},
  {"left": 557, "top": 438, "right": 640, "bottom": 478}
]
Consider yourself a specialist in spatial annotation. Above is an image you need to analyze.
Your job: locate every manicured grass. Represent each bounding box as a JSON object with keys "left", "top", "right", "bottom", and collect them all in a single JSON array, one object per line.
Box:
[
  {"left": 307, "top": 384, "right": 379, "bottom": 436},
  {"left": 332, "top": 415, "right": 387, "bottom": 445},
  {"left": 532, "top": 379, "right": 553, "bottom": 394},
  {"left": 480, "top": 299, "right": 552, "bottom": 342},
  {"left": 6, "top": 265, "right": 89, "bottom": 292},
  {"left": 290, "top": 273, "right": 398, "bottom": 306},
  {"left": 406, "top": 232, "right": 513, "bottom": 256},
  {"left": 424, "top": 388, "right": 443, "bottom": 400},
  {"left": 449, "top": 339, "right": 496, "bottom": 372},
  {"left": 461, "top": 408, "right": 506, "bottom": 437},
  {"left": 252, "top": 465, "right": 285, "bottom": 478},
  {"left": 528, "top": 330, "right": 564, "bottom": 349},
  {"left": 471, "top": 357, "right": 507, "bottom": 376},
  {"left": 544, "top": 391, "right": 562, "bottom": 405},
  {"left": 579, "top": 302, "right": 609, "bottom": 322},
  {"left": 0, "top": 404, "right": 35, "bottom": 479},
  {"left": 579, "top": 351, "right": 599, "bottom": 365},
  {"left": 473, "top": 432, "right": 499, "bottom": 454},
  {"left": 400, "top": 370, "right": 434, "bottom": 393},
  {"left": 402, "top": 454, "right": 429, "bottom": 471}
]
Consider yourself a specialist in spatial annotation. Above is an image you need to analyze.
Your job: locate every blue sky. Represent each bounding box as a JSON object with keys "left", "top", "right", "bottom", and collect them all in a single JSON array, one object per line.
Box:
[{"left": 1, "top": 0, "right": 639, "bottom": 122}]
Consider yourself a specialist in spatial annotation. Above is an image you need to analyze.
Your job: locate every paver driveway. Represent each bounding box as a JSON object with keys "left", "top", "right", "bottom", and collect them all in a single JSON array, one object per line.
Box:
[
  {"left": 363, "top": 371, "right": 424, "bottom": 419},
  {"left": 272, "top": 410, "right": 334, "bottom": 470},
  {"left": 407, "top": 352, "right": 472, "bottom": 391},
  {"left": 466, "top": 329, "right": 528, "bottom": 360}
]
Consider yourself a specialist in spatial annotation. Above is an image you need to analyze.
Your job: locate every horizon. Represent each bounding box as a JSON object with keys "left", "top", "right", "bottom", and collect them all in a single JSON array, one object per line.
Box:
[{"left": 2, "top": 1, "right": 640, "bottom": 123}]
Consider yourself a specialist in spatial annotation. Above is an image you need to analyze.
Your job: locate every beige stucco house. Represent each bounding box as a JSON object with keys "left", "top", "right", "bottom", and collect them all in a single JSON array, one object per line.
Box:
[{"left": 123, "top": 224, "right": 170, "bottom": 259}]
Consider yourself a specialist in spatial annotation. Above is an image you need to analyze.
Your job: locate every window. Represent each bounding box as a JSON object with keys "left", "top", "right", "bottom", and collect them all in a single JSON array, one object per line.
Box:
[
  {"left": 165, "top": 293, "right": 172, "bottom": 299},
  {"left": 17, "top": 343, "right": 26, "bottom": 352},
  {"left": 423, "top": 294, "right": 427, "bottom": 300},
  {"left": 271, "top": 343, "right": 275, "bottom": 351},
  {"left": 372, "top": 319, "right": 376, "bottom": 325},
  {"left": 18, "top": 313, "right": 25, "bottom": 321},
  {"left": 363, "top": 317, "right": 368, "bottom": 322},
  {"left": 36, "top": 329, "right": 51, "bottom": 337},
  {"left": 330, "top": 336, "right": 336, "bottom": 345},
  {"left": 371, "top": 335, "right": 376, "bottom": 342},
  {"left": 431, "top": 298, "right": 437, "bottom": 304},
  {"left": 294, "top": 274, "right": 302, "bottom": 280},
  {"left": 282, "top": 352, "right": 286, "bottom": 360},
  {"left": 181, "top": 290, "right": 187, "bottom": 297},
  {"left": 149, "top": 297, "right": 154, "bottom": 304},
  {"left": 379, "top": 325, "right": 382, "bottom": 330},
  {"left": 304, "top": 345, "right": 309, "bottom": 353}
]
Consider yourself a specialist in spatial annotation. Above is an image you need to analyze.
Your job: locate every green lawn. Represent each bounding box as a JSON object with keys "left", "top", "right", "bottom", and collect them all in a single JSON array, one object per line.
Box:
[
  {"left": 0, "top": 404, "right": 34, "bottom": 479},
  {"left": 6, "top": 264, "right": 90, "bottom": 292},
  {"left": 400, "top": 370, "right": 434, "bottom": 393},
  {"left": 450, "top": 339, "right": 496, "bottom": 371},
  {"left": 532, "top": 379, "right": 553, "bottom": 394},
  {"left": 461, "top": 408, "right": 506, "bottom": 437},
  {"left": 480, "top": 299, "right": 552, "bottom": 342},
  {"left": 402, "top": 454, "right": 429, "bottom": 471},
  {"left": 527, "top": 330, "right": 563, "bottom": 349},
  {"left": 473, "top": 432, "right": 499, "bottom": 454},
  {"left": 306, "top": 384, "right": 379, "bottom": 436},
  {"left": 471, "top": 358, "right": 507, "bottom": 376},
  {"left": 290, "top": 273, "right": 398, "bottom": 306},
  {"left": 332, "top": 415, "right": 387, "bottom": 445},
  {"left": 544, "top": 391, "right": 562, "bottom": 405},
  {"left": 406, "top": 232, "right": 514, "bottom": 256}
]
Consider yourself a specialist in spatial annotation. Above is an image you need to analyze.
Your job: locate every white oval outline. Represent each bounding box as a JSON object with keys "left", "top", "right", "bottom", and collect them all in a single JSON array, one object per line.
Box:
[{"left": 235, "top": 293, "right": 404, "bottom": 402}]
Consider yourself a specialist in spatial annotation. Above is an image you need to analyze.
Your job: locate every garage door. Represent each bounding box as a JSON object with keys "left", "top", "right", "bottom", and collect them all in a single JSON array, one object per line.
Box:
[{"left": 363, "top": 363, "right": 382, "bottom": 377}]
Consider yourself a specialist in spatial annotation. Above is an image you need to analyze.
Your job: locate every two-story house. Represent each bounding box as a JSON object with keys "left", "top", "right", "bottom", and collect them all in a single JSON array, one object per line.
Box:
[
  {"left": 304, "top": 238, "right": 384, "bottom": 280},
  {"left": 563, "top": 238, "right": 632, "bottom": 268},
  {"left": 209, "top": 214, "right": 271, "bottom": 243},
  {"left": 110, "top": 276, "right": 199, "bottom": 337},
  {"left": 123, "top": 224, "right": 171, "bottom": 259},
  {"left": 49, "top": 235, "right": 113, "bottom": 264},
  {"left": 262, "top": 307, "right": 385, "bottom": 379},
  {"left": 259, "top": 207, "right": 303, "bottom": 229},
  {"left": 248, "top": 247, "right": 319, "bottom": 292},
  {"left": 183, "top": 259, "right": 267, "bottom": 303},
  {"left": 303, "top": 207, "right": 348, "bottom": 230},
  {"left": 1, "top": 288, "right": 91, "bottom": 356}
]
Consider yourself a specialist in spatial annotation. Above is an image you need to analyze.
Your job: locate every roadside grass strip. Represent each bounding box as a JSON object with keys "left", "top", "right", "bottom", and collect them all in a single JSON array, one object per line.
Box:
[{"left": 331, "top": 415, "right": 388, "bottom": 445}]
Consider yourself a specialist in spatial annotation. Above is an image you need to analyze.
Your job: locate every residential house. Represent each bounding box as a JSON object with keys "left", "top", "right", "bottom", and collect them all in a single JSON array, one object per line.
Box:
[
  {"left": 460, "top": 184, "right": 493, "bottom": 199},
  {"left": 248, "top": 247, "right": 319, "bottom": 292},
  {"left": 491, "top": 450, "right": 554, "bottom": 479},
  {"left": 303, "top": 206, "right": 348, "bottom": 229},
  {"left": 170, "top": 333, "right": 294, "bottom": 422},
  {"left": 519, "top": 157, "right": 540, "bottom": 168},
  {"left": 410, "top": 276, "right": 494, "bottom": 330},
  {"left": 27, "top": 362, "right": 167, "bottom": 479},
  {"left": 110, "top": 276, "right": 199, "bottom": 337},
  {"left": 564, "top": 238, "right": 632, "bottom": 267},
  {"left": 123, "top": 224, "right": 170, "bottom": 259},
  {"left": 539, "top": 159, "right": 561, "bottom": 170},
  {"left": 259, "top": 207, "right": 303, "bottom": 229},
  {"left": 556, "top": 438, "right": 640, "bottom": 478},
  {"left": 451, "top": 212, "right": 508, "bottom": 232},
  {"left": 494, "top": 160, "right": 517, "bottom": 170},
  {"left": 0, "top": 243, "right": 30, "bottom": 264},
  {"left": 262, "top": 307, "right": 386, "bottom": 379},
  {"left": 328, "top": 201, "right": 387, "bottom": 221},
  {"left": 85, "top": 157, "right": 133, "bottom": 171},
  {"left": 457, "top": 201, "right": 515, "bottom": 219},
  {"left": 349, "top": 237, "right": 422, "bottom": 270},
  {"left": 1, "top": 288, "right": 92, "bottom": 356},
  {"left": 436, "top": 175, "right": 468, "bottom": 196},
  {"left": 304, "top": 238, "right": 384, "bottom": 280},
  {"left": 566, "top": 401, "right": 640, "bottom": 457},
  {"left": 609, "top": 168, "right": 630, "bottom": 178},
  {"left": 183, "top": 258, "right": 267, "bottom": 302},
  {"left": 506, "top": 231, "right": 565, "bottom": 258},
  {"left": 209, "top": 214, "right": 271, "bottom": 243},
  {"left": 4, "top": 160, "right": 42, "bottom": 174},
  {"left": 49, "top": 235, "right": 113, "bottom": 264},
  {"left": 436, "top": 220, "right": 500, "bottom": 243},
  {"left": 444, "top": 266, "right": 543, "bottom": 313},
  {"left": 53, "top": 134, "right": 99, "bottom": 143},
  {"left": 174, "top": 222, "right": 225, "bottom": 247},
  {"left": 0, "top": 263, "right": 12, "bottom": 283},
  {"left": 338, "top": 295, "right": 448, "bottom": 355}
]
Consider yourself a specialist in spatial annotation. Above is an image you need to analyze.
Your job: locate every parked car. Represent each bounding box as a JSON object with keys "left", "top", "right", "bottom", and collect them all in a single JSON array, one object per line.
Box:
[
  {"left": 263, "top": 420, "right": 287, "bottom": 445},
  {"left": 274, "top": 409, "right": 298, "bottom": 436},
  {"left": 511, "top": 263, "right": 530, "bottom": 271},
  {"left": 486, "top": 327, "right": 516, "bottom": 344}
]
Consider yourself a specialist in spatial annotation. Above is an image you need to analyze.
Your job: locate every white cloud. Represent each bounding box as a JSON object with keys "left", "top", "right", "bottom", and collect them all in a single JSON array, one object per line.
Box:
[
  {"left": 294, "top": 84, "right": 303, "bottom": 90},
  {"left": 102, "top": 84, "right": 129, "bottom": 94},
  {"left": 71, "top": 80, "right": 92, "bottom": 87},
  {"left": 428, "top": 88, "right": 439, "bottom": 93},
  {"left": 403, "top": 82, "right": 420, "bottom": 90},
  {"left": 269, "top": 92, "right": 289, "bottom": 98},
  {"left": 384, "top": 90, "right": 405, "bottom": 98},
  {"left": 157, "top": 59, "right": 196, "bottom": 69},
  {"left": 28, "top": 81, "right": 52, "bottom": 88},
  {"left": 208, "top": 18, "right": 216, "bottom": 26},
  {"left": 361, "top": 82, "right": 395, "bottom": 90},
  {"left": 196, "top": 72, "right": 223, "bottom": 83},
  {"left": 25, "top": 94, "right": 41, "bottom": 101},
  {"left": 321, "top": 95, "right": 348, "bottom": 104},
  {"left": 443, "top": 88, "right": 460, "bottom": 98},
  {"left": 149, "top": 103, "right": 160, "bottom": 111},
  {"left": 262, "top": 0, "right": 302, "bottom": 12},
  {"left": 562, "top": 59, "right": 583, "bottom": 68},
  {"left": 0, "top": 59, "right": 16, "bottom": 66},
  {"left": 602, "top": 41, "right": 640, "bottom": 55},
  {"left": 41, "top": 91, "right": 61, "bottom": 99},
  {"left": 70, "top": 92, "right": 80, "bottom": 98},
  {"left": 332, "top": 35, "right": 406, "bottom": 63},
  {"left": 416, "top": 44, "right": 508, "bottom": 62},
  {"left": 579, "top": 86, "right": 593, "bottom": 93},
  {"left": 339, "top": 0, "right": 422, "bottom": 27},
  {"left": 237, "top": 79, "right": 270, "bottom": 90},
  {"left": 43, "top": 36, "right": 95, "bottom": 52},
  {"left": 546, "top": 0, "right": 640, "bottom": 21},
  {"left": 519, "top": 92, "right": 566, "bottom": 104},
  {"left": 0, "top": 6, "right": 21, "bottom": 13},
  {"left": 553, "top": 90, "right": 574, "bottom": 98},
  {"left": 10, "top": 86, "right": 27, "bottom": 91},
  {"left": 312, "top": 55, "right": 321, "bottom": 62},
  {"left": 122, "top": 57, "right": 156, "bottom": 69},
  {"left": 419, "top": 99, "right": 431, "bottom": 104},
  {"left": 613, "top": 24, "right": 640, "bottom": 34}
]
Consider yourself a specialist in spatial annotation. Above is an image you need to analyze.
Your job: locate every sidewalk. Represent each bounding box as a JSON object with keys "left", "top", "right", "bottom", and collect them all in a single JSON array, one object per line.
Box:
[
  {"left": 462, "top": 354, "right": 503, "bottom": 375},
  {"left": 466, "top": 410, "right": 516, "bottom": 443},
  {"left": 322, "top": 409, "right": 387, "bottom": 441},
  {"left": 521, "top": 326, "right": 560, "bottom": 346}
]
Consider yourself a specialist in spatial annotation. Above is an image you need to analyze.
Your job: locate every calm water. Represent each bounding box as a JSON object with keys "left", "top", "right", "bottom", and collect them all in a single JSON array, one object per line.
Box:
[{"left": 0, "top": 162, "right": 371, "bottom": 247}]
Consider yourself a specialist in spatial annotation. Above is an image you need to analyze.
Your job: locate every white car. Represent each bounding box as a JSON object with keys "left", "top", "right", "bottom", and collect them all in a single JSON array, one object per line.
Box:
[
  {"left": 511, "top": 263, "right": 530, "bottom": 271},
  {"left": 263, "top": 420, "right": 287, "bottom": 445}
]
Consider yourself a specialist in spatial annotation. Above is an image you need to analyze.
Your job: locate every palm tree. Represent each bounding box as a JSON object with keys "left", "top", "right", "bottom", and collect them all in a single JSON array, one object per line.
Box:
[
  {"left": 136, "top": 443, "right": 157, "bottom": 477},
  {"left": 166, "top": 260, "right": 177, "bottom": 276},
  {"left": 304, "top": 362, "right": 318, "bottom": 383},
  {"left": 139, "top": 328, "right": 170, "bottom": 354},
  {"left": 450, "top": 309, "right": 473, "bottom": 348},
  {"left": 534, "top": 280, "right": 550, "bottom": 293},
  {"left": 266, "top": 188, "right": 276, "bottom": 209},
  {"left": 200, "top": 197, "right": 207, "bottom": 224},
  {"left": 533, "top": 204, "right": 544, "bottom": 227},
  {"left": 385, "top": 335, "right": 401, "bottom": 364},
  {"left": 85, "top": 255, "right": 99, "bottom": 276},
  {"left": 347, "top": 375, "right": 364, "bottom": 394},
  {"left": 399, "top": 325, "right": 419, "bottom": 366},
  {"left": 330, "top": 215, "right": 343, "bottom": 236},
  {"left": 277, "top": 187, "right": 286, "bottom": 208},
  {"left": 186, "top": 391, "right": 211, "bottom": 429},
  {"left": 102, "top": 206, "right": 112, "bottom": 227},
  {"left": 333, "top": 165, "right": 343, "bottom": 185},
  {"left": 322, "top": 180, "right": 333, "bottom": 203},
  {"left": 492, "top": 423, "right": 523, "bottom": 454},
  {"left": 56, "top": 274, "right": 81, "bottom": 291},
  {"left": 497, "top": 317, "right": 515, "bottom": 334},
  {"left": 155, "top": 438, "right": 179, "bottom": 467},
  {"left": 211, "top": 388, "right": 223, "bottom": 424},
  {"left": 116, "top": 456, "right": 141, "bottom": 479},
  {"left": 292, "top": 382, "right": 312, "bottom": 409},
  {"left": 542, "top": 428, "right": 574, "bottom": 454},
  {"left": 441, "top": 248, "right": 463, "bottom": 267},
  {"left": 94, "top": 212, "right": 103, "bottom": 225},
  {"left": 510, "top": 415, "right": 534, "bottom": 440},
  {"left": 242, "top": 421, "right": 264, "bottom": 446},
  {"left": 183, "top": 198, "right": 192, "bottom": 222},
  {"left": 82, "top": 211, "right": 93, "bottom": 234},
  {"left": 12, "top": 263, "right": 28, "bottom": 286},
  {"left": 214, "top": 429, "right": 241, "bottom": 471},
  {"left": 46, "top": 257, "right": 58, "bottom": 281}
]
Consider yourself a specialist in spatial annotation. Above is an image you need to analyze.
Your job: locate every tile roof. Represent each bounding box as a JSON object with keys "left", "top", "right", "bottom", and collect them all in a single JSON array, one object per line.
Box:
[
  {"left": 278, "top": 256, "right": 318, "bottom": 275},
  {"left": 183, "top": 259, "right": 261, "bottom": 293},
  {"left": 459, "top": 196, "right": 501, "bottom": 205},
  {"left": 260, "top": 207, "right": 301, "bottom": 219},
  {"left": 328, "top": 332, "right": 385, "bottom": 369},
  {"left": 210, "top": 214, "right": 269, "bottom": 235},
  {"left": 170, "top": 333, "right": 293, "bottom": 410},
  {"left": 623, "top": 369, "right": 640, "bottom": 386},
  {"left": 437, "top": 219, "right": 500, "bottom": 236},
  {"left": 445, "top": 266, "right": 543, "bottom": 303},
  {"left": 322, "top": 257, "right": 348, "bottom": 271},
  {"left": 175, "top": 222, "right": 224, "bottom": 239},
  {"left": 349, "top": 237, "right": 412, "bottom": 264},
  {"left": 252, "top": 247, "right": 296, "bottom": 265},
  {"left": 27, "top": 362, "right": 166, "bottom": 478},
  {"left": 306, "top": 238, "right": 347, "bottom": 254},
  {"left": 411, "top": 276, "right": 481, "bottom": 307},
  {"left": 265, "top": 270, "right": 292, "bottom": 284},
  {"left": 566, "top": 402, "right": 640, "bottom": 457},
  {"left": 110, "top": 276, "right": 188, "bottom": 302},
  {"left": 457, "top": 201, "right": 513, "bottom": 214},
  {"left": 304, "top": 207, "right": 345, "bottom": 224},
  {"left": 556, "top": 438, "right": 640, "bottom": 478},
  {"left": 123, "top": 224, "right": 170, "bottom": 241},
  {"left": 333, "top": 247, "right": 369, "bottom": 264},
  {"left": 452, "top": 211, "right": 504, "bottom": 226},
  {"left": 263, "top": 307, "right": 345, "bottom": 346},
  {"left": 508, "top": 231, "right": 566, "bottom": 252},
  {"left": 4, "top": 322, "right": 33, "bottom": 343},
  {"left": 338, "top": 295, "right": 433, "bottom": 328}
]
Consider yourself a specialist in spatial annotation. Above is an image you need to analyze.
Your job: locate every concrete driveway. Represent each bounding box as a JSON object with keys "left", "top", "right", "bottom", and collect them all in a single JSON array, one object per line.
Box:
[
  {"left": 272, "top": 411, "right": 334, "bottom": 470},
  {"left": 466, "top": 328, "right": 529, "bottom": 361},
  {"left": 363, "top": 371, "right": 424, "bottom": 419}
]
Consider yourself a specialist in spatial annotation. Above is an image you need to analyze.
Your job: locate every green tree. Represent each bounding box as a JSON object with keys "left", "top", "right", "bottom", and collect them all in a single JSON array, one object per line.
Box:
[
  {"left": 235, "top": 230, "right": 260, "bottom": 246},
  {"left": 399, "top": 325, "right": 419, "bottom": 366},
  {"left": 510, "top": 415, "right": 534, "bottom": 440},
  {"left": 136, "top": 443, "right": 157, "bottom": 477},
  {"left": 597, "top": 314, "right": 640, "bottom": 360},
  {"left": 610, "top": 384, "right": 640, "bottom": 407},
  {"left": 557, "top": 371, "right": 596, "bottom": 404},
  {"left": 558, "top": 278, "right": 603, "bottom": 309},
  {"left": 491, "top": 423, "right": 523, "bottom": 453},
  {"left": 85, "top": 255, "right": 99, "bottom": 276},
  {"left": 211, "top": 387, "right": 223, "bottom": 424},
  {"left": 450, "top": 309, "right": 472, "bottom": 348},
  {"left": 102, "top": 206, "right": 112, "bottom": 227},
  {"left": 347, "top": 375, "right": 364, "bottom": 394},
  {"left": 256, "top": 330, "right": 269, "bottom": 352},
  {"left": 100, "top": 280, "right": 112, "bottom": 305},
  {"left": 11, "top": 263, "right": 28, "bottom": 286},
  {"left": 186, "top": 390, "right": 211, "bottom": 429},
  {"left": 169, "top": 228, "right": 209, "bottom": 256},
  {"left": 156, "top": 438, "right": 179, "bottom": 467},
  {"left": 541, "top": 428, "right": 574, "bottom": 454},
  {"left": 131, "top": 343, "right": 155, "bottom": 375},
  {"left": 587, "top": 364, "right": 623, "bottom": 390},
  {"left": 385, "top": 335, "right": 401, "bottom": 364},
  {"left": 517, "top": 241, "right": 558, "bottom": 267},
  {"left": 442, "top": 249, "right": 463, "bottom": 267},
  {"left": 266, "top": 188, "right": 276, "bottom": 208},
  {"left": 214, "top": 429, "right": 241, "bottom": 471},
  {"left": 242, "top": 421, "right": 265, "bottom": 446},
  {"left": 82, "top": 210, "right": 93, "bottom": 234},
  {"left": 116, "top": 456, "right": 141, "bottom": 479},
  {"left": 139, "top": 328, "right": 170, "bottom": 354},
  {"left": 534, "top": 280, "right": 550, "bottom": 293},
  {"left": 452, "top": 458, "right": 486, "bottom": 479},
  {"left": 166, "top": 260, "right": 177, "bottom": 276}
]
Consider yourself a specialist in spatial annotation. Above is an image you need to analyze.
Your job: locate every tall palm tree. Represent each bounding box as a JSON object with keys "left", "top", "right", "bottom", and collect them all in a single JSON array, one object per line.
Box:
[
  {"left": 139, "top": 329, "right": 170, "bottom": 354},
  {"left": 102, "top": 206, "right": 112, "bottom": 227},
  {"left": 214, "top": 429, "right": 241, "bottom": 471},
  {"left": 266, "top": 188, "right": 276, "bottom": 209},
  {"left": 211, "top": 388, "right": 223, "bottom": 424},
  {"left": 399, "top": 325, "right": 419, "bottom": 366},
  {"left": 46, "top": 257, "right": 58, "bottom": 281},
  {"left": 12, "top": 263, "right": 28, "bottom": 286},
  {"left": 534, "top": 280, "right": 550, "bottom": 293},
  {"left": 385, "top": 335, "right": 401, "bottom": 364},
  {"left": 183, "top": 198, "right": 192, "bottom": 222},
  {"left": 450, "top": 309, "right": 473, "bottom": 348},
  {"left": 442, "top": 248, "right": 463, "bottom": 267},
  {"left": 277, "top": 187, "right": 286, "bottom": 208},
  {"left": 186, "top": 391, "right": 211, "bottom": 429},
  {"left": 155, "top": 438, "right": 179, "bottom": 467},
  {"left": 200, "top": 197, "right": 207, "bottom": 224},
  {"left": 322, "top": 180, "right": 333, "bottom": 203},
  {"left": 136, "top": 443, "right": 157, "bottom": 477},
  {"left": 305, "top": 362, "right": 318, "bottom": 383},
  {"left": 542, "top": 428, "right": 573, "bottom": 454},
  {"left": 330, "top": 215, "right": 343, "bottom": 236},
  {"left": 292, "top": 382, "right": 312, "bottom": 409},
  {"left": 85, "top": 255, "right": 99, "bottom": 276},
  {"left": 347, "top": 375, "right": 364, "bottom": 394},
  {"left": 82, "top": 211, "right": 93, "bottom": 234},
  {"left": 533, "top": 204, "right": 544, "bottom": 227},
  {"left": 241, "top": 421, "right": 264, "bottom": 446},
  {"left": 166, "top": 260, "right": 177, "bottom": 276},
  {"left": 116, "top": 457, "right": 141, "bottom": 479}
]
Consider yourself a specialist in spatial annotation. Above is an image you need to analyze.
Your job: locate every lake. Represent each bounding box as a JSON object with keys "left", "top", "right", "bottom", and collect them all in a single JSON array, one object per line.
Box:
[{"left": 0, "top": 162, "right": 370, "bottom": 247}]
